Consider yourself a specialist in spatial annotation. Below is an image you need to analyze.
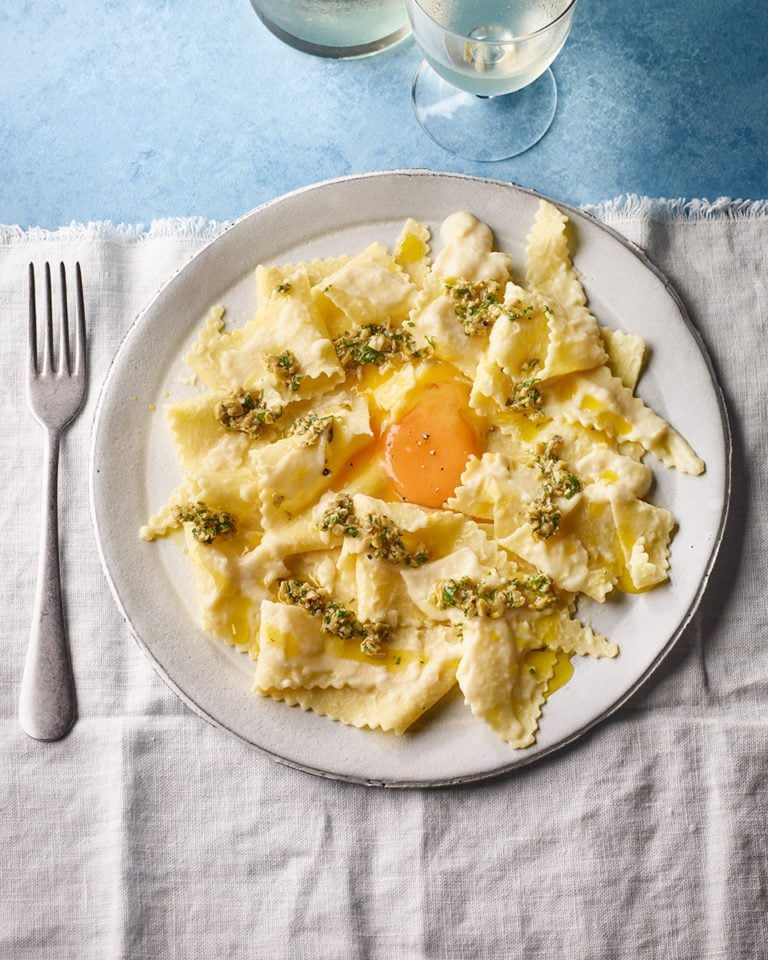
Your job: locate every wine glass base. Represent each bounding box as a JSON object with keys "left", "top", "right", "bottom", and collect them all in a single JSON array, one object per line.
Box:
[{"left": 411, "top": 61, "right": 558, "bottom": 161}]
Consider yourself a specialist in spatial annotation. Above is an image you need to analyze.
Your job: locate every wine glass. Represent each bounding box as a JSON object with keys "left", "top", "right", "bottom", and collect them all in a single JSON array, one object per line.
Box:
[{"left": 406, "top": 0, "right": 579, "bottom": 160}]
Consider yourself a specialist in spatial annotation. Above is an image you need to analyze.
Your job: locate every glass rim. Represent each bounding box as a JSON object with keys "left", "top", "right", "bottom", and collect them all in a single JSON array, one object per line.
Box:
[{"left": 409, "top": 0, "right": 579, "bottom": 45}]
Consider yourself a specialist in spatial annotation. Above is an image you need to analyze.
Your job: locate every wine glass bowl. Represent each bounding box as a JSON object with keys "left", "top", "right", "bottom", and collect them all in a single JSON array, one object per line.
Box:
[
  {"left": 250, "top": 0, "right": 411, "bottom": 59},
  {"left": 406, "top": 0, "right": 579, "bottom": 160}
]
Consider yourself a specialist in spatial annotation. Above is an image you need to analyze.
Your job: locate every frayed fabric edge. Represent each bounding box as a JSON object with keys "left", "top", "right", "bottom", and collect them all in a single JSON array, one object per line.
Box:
[
  {"left": 0, "top": 217, "right": 231, "bottom": 246},
  {"left": 582, "top": 195, "right": 768, "bottom": 223},
  {"left": 2, "top": 197, "right": 768, "bottom": 244}
]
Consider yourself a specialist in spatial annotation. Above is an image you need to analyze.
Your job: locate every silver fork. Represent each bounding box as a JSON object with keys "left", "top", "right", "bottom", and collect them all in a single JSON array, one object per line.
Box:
[{"left": 20, "top": 262, "right": 87, "bottom": 741}]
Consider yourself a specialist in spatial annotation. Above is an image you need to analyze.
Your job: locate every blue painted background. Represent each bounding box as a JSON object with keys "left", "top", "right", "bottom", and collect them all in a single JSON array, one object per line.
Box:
[{"left": 1, "top": 0, "right": 766, "bottom": 228}]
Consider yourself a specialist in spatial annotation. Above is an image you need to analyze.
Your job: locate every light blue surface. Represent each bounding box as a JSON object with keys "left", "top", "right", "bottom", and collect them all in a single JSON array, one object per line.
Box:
[{"left": 1, "top": 0, "right": 766, "bottom": 228}]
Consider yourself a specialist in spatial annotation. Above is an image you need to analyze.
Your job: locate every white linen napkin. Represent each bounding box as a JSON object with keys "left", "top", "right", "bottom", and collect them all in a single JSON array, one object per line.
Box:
[{"left": 1, "top": 199, "right": 766, "bottom": 960}]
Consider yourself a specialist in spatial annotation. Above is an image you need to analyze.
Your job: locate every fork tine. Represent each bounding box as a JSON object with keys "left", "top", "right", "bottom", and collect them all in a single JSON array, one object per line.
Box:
[
  {"left": 28, "top": 263, "right": 38, "bottom": 375},
  {"left": 58, "top": 263, "right": 71, "bottom": 375},
  {"left": 42, "top": 262, "right": 54, "bottom": 375},
  {"left": 74, "top": 263, "right": 86, "bottom": 376}
]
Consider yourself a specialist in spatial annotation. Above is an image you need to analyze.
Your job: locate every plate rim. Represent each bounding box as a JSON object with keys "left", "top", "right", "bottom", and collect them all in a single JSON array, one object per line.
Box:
[{"left": 89, "top": 169, "right": 733, "bottom": 787}]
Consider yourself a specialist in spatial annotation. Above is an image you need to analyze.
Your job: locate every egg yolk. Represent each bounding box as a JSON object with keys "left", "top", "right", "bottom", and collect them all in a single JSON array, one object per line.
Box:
[{"left": 384, "top": 381, "right": 482, "bottom": 509}]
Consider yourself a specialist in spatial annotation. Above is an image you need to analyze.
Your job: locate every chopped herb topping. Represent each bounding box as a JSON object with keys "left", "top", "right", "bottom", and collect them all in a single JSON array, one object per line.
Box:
[
  {"left": 429, "top": 573, "right": 558, "bottom": 617},
  {"left": 277, "top": 578, "right": 389, "bottom": 656},
  {"left": 360, "top": 512, "right": 430, "bottom": 568},
  {"left": 526, "top": 501, "right": 562, "bottom": 540},
  {"left": 526, "top": 435, "right": 582, "bottom": 539},
  {"left": 275, "top": 282, "right": 292, "bottom": 294},
  {"left": 215, "top": 390, "right": 283, "bottom": 437},
  {"left": 445, "top": 278, "right": 505, "bottom": 335},
  {"left": 508, "top": 305, "right": 536, "bottom": 321},
  {"left": 174, "top": 502, "right": 235, "bottom": 544},
  {"left": 333, "top": 321, "right": 425, "bottom": 369},
  {"left": 277, "top": 578, "right": 325, "bottom": 615},
  {"left": 266, "top": 350, "right": 303, "bottom": 393},
  {"left": 319, "top": 494, "right": 359, "bottom": 538},
  {"left": 506, "top": 359, "right": 544, "bottom": 416},
  {"left": 287, "top": 412, "right": 335, "bottom": 446},
  {"left": 319, "top": 495, "right": 430, "bottom": 567}
]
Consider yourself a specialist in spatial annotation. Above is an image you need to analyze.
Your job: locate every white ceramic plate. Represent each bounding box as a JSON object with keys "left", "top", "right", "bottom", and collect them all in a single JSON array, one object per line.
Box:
[{"left": 90, "top": 171, "right": 730, "bottom": 787}]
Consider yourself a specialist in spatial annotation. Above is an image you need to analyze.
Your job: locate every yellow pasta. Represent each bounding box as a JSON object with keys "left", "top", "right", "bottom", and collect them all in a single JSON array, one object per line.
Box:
[{"left": 141, "top": 201, "right": 704, "bottom": 748}]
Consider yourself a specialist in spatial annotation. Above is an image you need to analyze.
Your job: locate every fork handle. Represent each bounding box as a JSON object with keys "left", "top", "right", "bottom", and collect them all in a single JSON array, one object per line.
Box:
[{"left": 19, "top": 429, "right": 77, "bottom": 741}]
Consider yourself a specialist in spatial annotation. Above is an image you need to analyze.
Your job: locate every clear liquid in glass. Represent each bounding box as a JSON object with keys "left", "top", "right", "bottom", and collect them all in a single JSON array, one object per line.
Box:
[
  {"left": 417, "top": 0, "right": 573, "bottom": 95},
  {"left": 252, "top": 0, "right": 410, "bottom": 57}
]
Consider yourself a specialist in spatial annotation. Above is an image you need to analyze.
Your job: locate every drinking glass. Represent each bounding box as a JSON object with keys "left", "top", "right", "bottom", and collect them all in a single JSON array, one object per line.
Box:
[
  {"left": 251, "top": 0, "right": 410, "bottom": 59},
  {"left": 406, "top": 0, "right": 579, "bottom": 160}
]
